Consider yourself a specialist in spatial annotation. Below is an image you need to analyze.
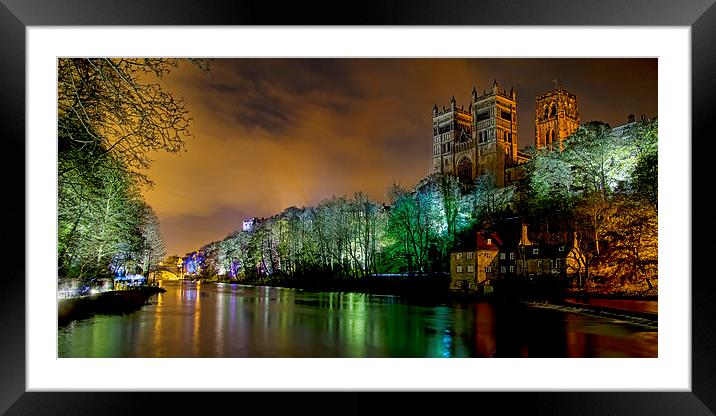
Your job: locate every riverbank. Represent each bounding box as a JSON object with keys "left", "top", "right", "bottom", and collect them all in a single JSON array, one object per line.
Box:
[{"left": 58, "top": 286, "right": 166, "bottom": 326}]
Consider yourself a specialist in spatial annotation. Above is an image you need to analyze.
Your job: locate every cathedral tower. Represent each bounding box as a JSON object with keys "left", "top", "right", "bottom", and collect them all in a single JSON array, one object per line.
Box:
[
  {"left": 471, "top": 79, "right": 518, "bottom": 187},
  {"left": 432, "top": 96, "right": 473, "bottom": 179},
  {"left": 535, "top": 84, "right": 579, "bottom": 150},
  {"left": 431, "top": 79, "right": 519, "bottom": 187}
]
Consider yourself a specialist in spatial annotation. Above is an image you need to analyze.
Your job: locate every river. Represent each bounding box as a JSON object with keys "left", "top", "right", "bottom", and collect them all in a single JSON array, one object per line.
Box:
[{"left": 58, "top": 280, "right": 657, "bottom": 358}]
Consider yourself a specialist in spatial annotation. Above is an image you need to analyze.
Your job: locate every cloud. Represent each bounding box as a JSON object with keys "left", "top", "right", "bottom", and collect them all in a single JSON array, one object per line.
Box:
[{"left": 143, "top": 58, "right": 657, "bottom": 255}]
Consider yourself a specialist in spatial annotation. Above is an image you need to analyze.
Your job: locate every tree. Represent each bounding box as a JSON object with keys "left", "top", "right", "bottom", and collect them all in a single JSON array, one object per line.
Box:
[
  {"left": 58, "top": 58, "right": 207, "bottom": 178},
  {"left": 137, "top": 203, "right": 166, "bottom": 279},
  {"left": 57, "top": 58, "right": 202, "bottom": 283},
  {"left": 630, "top": 119, "right": 658, "bottom": 207},
  {"left": 562, "top": 122, "right": 638, "bottom": 201}
]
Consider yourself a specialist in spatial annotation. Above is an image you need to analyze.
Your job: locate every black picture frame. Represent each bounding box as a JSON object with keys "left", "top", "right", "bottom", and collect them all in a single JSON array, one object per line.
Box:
[{"left": 2, "top": 0, "right": 714, "bottom": 414}]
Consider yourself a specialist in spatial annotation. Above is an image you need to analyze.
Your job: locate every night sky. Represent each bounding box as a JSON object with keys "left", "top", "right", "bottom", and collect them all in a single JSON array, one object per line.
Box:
[{"left": 144, "top": 58, "right": 657, "bottom": 255}]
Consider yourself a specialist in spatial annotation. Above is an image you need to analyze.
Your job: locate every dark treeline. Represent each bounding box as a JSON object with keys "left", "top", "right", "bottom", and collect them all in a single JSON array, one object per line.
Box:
[
  {"left": 57, "top": 58, "right": 207, "bottom": 284},
  {"left": 184, "top": 119, "right": 657, "bottom": 295}
]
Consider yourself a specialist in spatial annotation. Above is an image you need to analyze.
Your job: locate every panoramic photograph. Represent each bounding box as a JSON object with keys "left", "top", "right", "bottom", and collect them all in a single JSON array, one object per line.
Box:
[{"left": 57, "top": 58, "right": 658, "bottom": 358}]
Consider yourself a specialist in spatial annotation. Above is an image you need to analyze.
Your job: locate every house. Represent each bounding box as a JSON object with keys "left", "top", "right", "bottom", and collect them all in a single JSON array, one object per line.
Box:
[
  {"left": 449, "top": 224, "right": 581, "bottom": 293},
  {"left": 498, "top": 224, "right": 577, "bottom": 280},
  {"left": 450, "top": 231, "right": 501, "bottom": 291}
]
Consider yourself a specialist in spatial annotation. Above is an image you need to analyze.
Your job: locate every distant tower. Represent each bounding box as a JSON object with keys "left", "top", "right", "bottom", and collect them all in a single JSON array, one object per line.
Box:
[
  {"left": 471, "top": 79, "right": 518, "bottom": 187},
  {"left": 535, "top": 83, "right": 579, "bottom": 150},
  {"left": 432, "top": 96, "right": 473, "bottom": 179},
  {"left": 242, "top": 217, "right": 257, "bottom": 232}
]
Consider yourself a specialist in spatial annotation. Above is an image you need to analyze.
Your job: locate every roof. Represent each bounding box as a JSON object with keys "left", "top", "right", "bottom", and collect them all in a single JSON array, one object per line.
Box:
[{"left": 476, "top": 231, "right": 502, "bottom": 250}]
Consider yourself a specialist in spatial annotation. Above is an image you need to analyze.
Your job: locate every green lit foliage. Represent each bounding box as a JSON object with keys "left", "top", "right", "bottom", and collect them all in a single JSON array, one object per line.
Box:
[
  {"left": 563, "top": 122, "right": 639, "bottom": 199},
  {"left": 631, "top": 119, "right": 658, "bottom": 207},
  {"left": 525, "top": 119, "right": 658, "bottom": 293},
  {"left": 57, "top": 59, "right": 203, "bottom": 282},
  {"left": 58, "top": 146, "right": 144, "bottom": 280},
  {"left": 382, "top": 183, "right": 433, "bottom": 274}
]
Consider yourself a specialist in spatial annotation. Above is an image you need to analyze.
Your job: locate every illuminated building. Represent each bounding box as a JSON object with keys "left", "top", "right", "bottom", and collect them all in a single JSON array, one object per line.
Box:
[
  {"left": 432, "top": 79, "right": 521, "bottom": 187},
  {"left": 534, "top": 85, "right": 580, "bottom": 150}
]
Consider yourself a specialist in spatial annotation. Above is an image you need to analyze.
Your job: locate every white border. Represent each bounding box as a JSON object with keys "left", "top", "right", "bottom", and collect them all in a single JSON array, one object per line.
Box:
[{"left": 27, "top": 27, "right": 690, "bottom": 391}]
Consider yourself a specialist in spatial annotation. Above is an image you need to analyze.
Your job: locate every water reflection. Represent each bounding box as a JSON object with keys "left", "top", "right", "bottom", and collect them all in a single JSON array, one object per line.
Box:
[{"left": 58, "top": 281, "right": 657, "bottom": 358}]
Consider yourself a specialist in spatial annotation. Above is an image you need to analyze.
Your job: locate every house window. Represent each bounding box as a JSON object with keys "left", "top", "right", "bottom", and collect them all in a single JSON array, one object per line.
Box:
[
  {"left": 500, "top": 253, "right": 506, "bottom": 260},
  {"left": 485, "top": 266, "right": 492, "bottom": 273},
  {"left": 500, "top": 266, "right": 506, "bottom": 273},
  {"left": 510, "top": 266, "right": 515, "bottom": 272},
  {"left": 457, "top": 265, "right": 463, "bottom": 273},
  {"left": 456, "top": 253, "right": 462, "bottom": 260},
  {"left": 467, "top": 265, "right": 474, "bottom": 273},
  {"left": 487, "top": 238, "right": 492, "bottom": 245},
  {"left": 510, "top": 252, "right": 515, "bottom": 260},
  {"left": 533, "top": 248, "right": 539, "bottom": 255},
  {"left": 467, "top": 252, "right": 473, "bottom": 259},
  {"left": 556, "top": 259, "right": 562, "bottom": 267},
  {"left": 559, "top": 246, "right": 565, "bottom": 252}
]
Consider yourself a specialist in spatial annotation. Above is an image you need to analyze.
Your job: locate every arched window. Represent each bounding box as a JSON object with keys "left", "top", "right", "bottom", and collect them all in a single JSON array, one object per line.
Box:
[
  {"left": 550, "top": 103, "right": 557, "bottom": 117},
  {"left": 457, "top": 157, "right": 473, "bottom": 182},
  {"left": 550, "top": 130, "right": 556, "bottom": 144},
  {"left": 544, "top": 105, "right": 549, "bottom": 119},
  {"left": 545, "top": 130, "right": 550, "bottom": 145}
]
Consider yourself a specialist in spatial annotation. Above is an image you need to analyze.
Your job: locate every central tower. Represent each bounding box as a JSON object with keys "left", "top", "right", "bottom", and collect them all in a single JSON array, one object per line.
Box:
[{"left": 535, "top": 85, "right": 580, "bottom": 150}]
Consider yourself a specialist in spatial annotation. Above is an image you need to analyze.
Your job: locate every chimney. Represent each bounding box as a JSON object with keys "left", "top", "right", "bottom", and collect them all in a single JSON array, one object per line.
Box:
[
  {"left": 519, "top": 223, "right": 532, "bottom": 246},
  {"left": 628, "top": 114, "right": 635, "bottom": 123}
]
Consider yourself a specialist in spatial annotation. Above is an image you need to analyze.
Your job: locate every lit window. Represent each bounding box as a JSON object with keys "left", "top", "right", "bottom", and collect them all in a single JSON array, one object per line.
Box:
[
  {"left": 500, "top": 253, "right": 506, "bottom": 260},
  {"left": 456, "top": 253, "right": 462, "bottom": 260},
  {"left": 467, "top": 252, "right": 473, "bottom": 259},
  {"left": 457, "top": 265, "right": 463, "bottom": 273},
  {"left": 533, "top": 248, "right": 539, "bottom": 255},
  {"left": 500, "top": 266, "right": 506, "bottom": 273},
  {"left": 467, "top": 265, "right": 474, "bottom": 273},
  {"left": 485, "top": 266, "right": 492, "bottom": 273},
  {"left": 510, "top": 252, "right": 515, "bottom": 260},
  {"left": 487, "top": 238, "right": 492, "bottom": 245},
  {"left": 510, "top": 266, "right": 515, "bottom": 272},
  {"left": 559, "top": 246, "right": 565, "bottom": 252}
]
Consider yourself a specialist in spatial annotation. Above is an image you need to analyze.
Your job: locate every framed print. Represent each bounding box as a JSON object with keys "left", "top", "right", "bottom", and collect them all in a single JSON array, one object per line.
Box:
[{"left": 4, "top": 0, "right": 716, "bottom": 414}]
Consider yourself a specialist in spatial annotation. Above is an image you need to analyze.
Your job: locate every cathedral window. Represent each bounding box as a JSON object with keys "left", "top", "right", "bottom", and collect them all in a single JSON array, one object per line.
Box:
[{"left": 457, "top": 157, "right": 473, "bottom": 183}]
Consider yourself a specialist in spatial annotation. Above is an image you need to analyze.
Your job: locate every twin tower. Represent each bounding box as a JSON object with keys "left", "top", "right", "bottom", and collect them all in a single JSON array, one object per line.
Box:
[{"left": 432, "top": 80, "right": 579, "bottom": 187}]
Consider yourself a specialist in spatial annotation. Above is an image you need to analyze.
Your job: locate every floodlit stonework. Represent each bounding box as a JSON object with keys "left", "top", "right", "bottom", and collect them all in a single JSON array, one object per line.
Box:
[
  {"left": 432, "top": 79, "right": 520, "bottom": 187},
  {"left": 535, "top": 86, "right": 580, "bottom": 151}
]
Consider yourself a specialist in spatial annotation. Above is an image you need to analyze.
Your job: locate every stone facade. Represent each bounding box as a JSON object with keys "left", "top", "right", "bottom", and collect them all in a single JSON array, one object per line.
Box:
[
  {"left": 432, "top": 97, "right": 474, "bottom": 180},
  {"left": 535, "top": 87, "right": 580, "bottom": 150},
  {"left": 449, "top": 233, "right": 501, "bottom": 291},
  {"left": 432, "top": 80, "right": 520, "bottom": 187}
]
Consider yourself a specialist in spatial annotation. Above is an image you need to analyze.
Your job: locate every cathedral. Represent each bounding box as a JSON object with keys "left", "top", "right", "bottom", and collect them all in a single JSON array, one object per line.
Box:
[{"left": 432, "top": 81, "right": 579, "bottom": 187}]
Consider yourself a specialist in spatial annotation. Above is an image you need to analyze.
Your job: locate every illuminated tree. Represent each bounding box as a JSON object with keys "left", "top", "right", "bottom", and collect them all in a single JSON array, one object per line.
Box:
[
  {"left": 57, "top": 59, "right": 203, "bottom": 284},
  {"left": 58, "top": 58, "right": 207, "bottom": 179},
  {"left": 137, "top": 203, "right": 166, "bottom": 278}
]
